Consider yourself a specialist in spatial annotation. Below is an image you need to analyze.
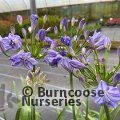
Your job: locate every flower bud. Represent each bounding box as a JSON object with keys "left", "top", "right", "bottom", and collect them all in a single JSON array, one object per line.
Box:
[
  {"left": 37, "top": 29, "right": 46, "bottom": 41},
  {"left": 113, "top": 73, "right": 120, "bottom": 86},
  {"left": 69, "top": 60, "right": 86, "bottom": 69},
  {"left": 54, "top": 26, "right": 58, "bottom": 34},
  {"left": 43, "top": 14, "right": 47, "bottom": 24},
  {"left": 28, "top": 26, "right": 32, "bottom": 33},
  {"left": 17, "top": 15, "right": 23, "bottom": 26},
  {"left": 71, "top": 17, "right": 75, "bottom": 26},
  {"left": 10, "top": 26, "right": 15, "bottom": 34},
  {"left": 46, "top": 27, "right": 51, "bottom": 32},
  {"left": 22, "top": 28, "right": 27, "bottom": 38},
  {"left": 81, "top": 47, "right": 86, "bottom": 55}
]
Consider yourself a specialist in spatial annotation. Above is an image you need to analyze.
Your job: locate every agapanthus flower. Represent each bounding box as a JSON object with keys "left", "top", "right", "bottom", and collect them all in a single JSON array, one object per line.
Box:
[
  {"left": 37, "top": 29, "right": 46, "bottom": 41},
  {"left": 50, "top": 41, "right": 57, "bottom": 49},
  {"left": 69, "top": 59, "right": 86, "bottom": 69},
  {"left": 95, "top": 80, "right": 120, "bottom": 108},
  {"left": 84, "top": 30, "right": 90, "bottom": 40},
  {"left": 44, "top": 50, "right": 62, "bottom": 67},
  {"left": 78, "top": 18, "right": 86, "bottom": 31},
  {"left": 22, "top": 28, "right": 27, "bottom": 38},
  {"left": 69, "top": 46, "right": 75, "bottom": 56},
  {"left": 54, "top": 26, "right": 58, "bottom": 34},
  {"left": 95, "top": 36, "right": 111, "bottom": 50},
  {"left": 43, "top": 14, "right": 47, "bottom": 24},
  {"left": 44, "top": 37, "right": 53, "bottom": 43},
  {"left": 113, "top": 73, "right": 120, "bottom": 86},
  {"left": 30, "top": 14, "right": 38, "bottom": 31},
  {"left": 17, "top": 15, "right": 23, "bottom": 26},
  {"left": 1, "top": 34, "right": 22, "bottom": 51},
  {"left": 59, "top": 50, "right": 67, "bottom": 56},
  {"left": 26, "top": 67, "right": 46, "bottom": 87},
  {"left": 88, "top": 31, "right": 111, "bottom": 50},
  {"left": 71, "top": 17, "right": 76, "bottom": 26},
  {"left": 60, "top": 58, "right": 74, "bottom": 72},
  {"left": 61, "top": 36, "right": 72, "bottom": 46},
  {"left": 9, "top": 50, "right": 38, "bottom": 70},
  {"left": 60, "top": 17, "right": 67, "bottom": 31},
  {"left": 10, "top": 26, "right": 15, "bottom": 34}
]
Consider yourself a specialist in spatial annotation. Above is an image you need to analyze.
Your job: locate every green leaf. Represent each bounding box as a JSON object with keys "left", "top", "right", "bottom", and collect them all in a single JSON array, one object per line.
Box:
[
  {"left": 99, "top": 106, "right": 105, "bottom": 120},
  {"left": 57, "top": 107, "right": 67, "bottom": 120},
  {"left": 15, "top": 107, "right": 22, "bottom": 120},
  {"left": 111, "top": 104, "right": 120, "bottom": 120}
]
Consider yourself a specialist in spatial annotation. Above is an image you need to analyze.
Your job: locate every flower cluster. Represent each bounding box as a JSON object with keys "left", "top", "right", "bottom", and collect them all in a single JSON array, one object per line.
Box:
[{"left": 1, "top": 14, "right": 120, "bottom": 120}]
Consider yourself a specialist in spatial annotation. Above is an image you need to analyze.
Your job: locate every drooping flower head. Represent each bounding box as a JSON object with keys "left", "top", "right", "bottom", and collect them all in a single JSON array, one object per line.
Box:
[
  {"left": 10, "top": 50, "right": 38, "bottom": 70},
  {"left": 60, "top": 58, "right": 74, "bottom": 72},
  {"left": 61, "top": 36, "right": 72, "bottom": 47},
  {"left": 17, "top": 15, "right": 23, "bottom": 26},
  {"left": 30, "top": 14, "right": 38, "bottom": 31},
  {"left": 37, "top": 29, "right": 46, "bottom": 41},
  {"left": 88, "top": 30, "right": 111, "bottom": 50},
  {"left": 44, "top": 50, "right": 62, "bottom": 67},
  {"left": 95, "top": 80, "right": 120, "bottom": 108},
  {"left": 95, "top": 36, "right": 111, "bottom": 50},
  {"left": 1, "top": 34, "right": 22, "bottom": 51}
]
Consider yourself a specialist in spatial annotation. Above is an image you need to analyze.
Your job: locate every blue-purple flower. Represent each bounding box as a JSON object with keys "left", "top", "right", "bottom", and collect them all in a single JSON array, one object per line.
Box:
[
  {"left": 9, "top": 50, "right": 38, "bottom": 70},
  {"left": 44, "top": 37, "right": 53, "bottom": 43},
  {"left": 44, "top": 50, "right": 62, "bottom": 67},
  {"left": 61, "top": 36, "right": 72, "bottom": 46},
  {"left": 0, "top": 34, "right": 22, "bottom": 51},
  {"left": 30, "top": 14, "right": 38, "bottom": 31},
  {"left": 69, "top": 59, "right": 86, "bottom": 69},
  {"left": 60, "top": 58, "right": 74, "bottom": 72},
  {"left": 113, "top": 73, "right": 120, "bottom": 86},
  {"left": 88, "top": 30, "right": 111, "bottom": 50},
  {"left": 95, "top": 80, "right": 120, "bottom": 108},
  {"left": 95, "top": 36, "right": 111, "bottom": 50},
  {"left": 78, "top": 18, "right": 86, "bottom": 31},
  {"left": 60, "top": 18, "right": 68, "bottom": 31},
  {"left": 37, "top": 29, "right": 46, "bottom": 41},
  {"left": 59, "top": 50, "right": 67, "bottom": 56}
]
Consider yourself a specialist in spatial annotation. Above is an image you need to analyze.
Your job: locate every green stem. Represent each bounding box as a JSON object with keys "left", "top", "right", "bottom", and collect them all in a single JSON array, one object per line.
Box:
[
  {"left": 31, "top": 66, "right": 36, "bottom": 120},
  {"left": 69, "top": 72, "right": 76, "bottom": 120},
  {"left": 104, "top": 104, "right": 111, "bottom": 120},
  {"left": 85, "top": 98, "right": 89, "bottom": 120}
]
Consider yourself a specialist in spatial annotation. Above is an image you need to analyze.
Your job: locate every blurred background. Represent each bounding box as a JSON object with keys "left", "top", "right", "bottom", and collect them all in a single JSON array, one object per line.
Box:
[{"left": 0, "top": 0, "right": 120, "bottom": 37}]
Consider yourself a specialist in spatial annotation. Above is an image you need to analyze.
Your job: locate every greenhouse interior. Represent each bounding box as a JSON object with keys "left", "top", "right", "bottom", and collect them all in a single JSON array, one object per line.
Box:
[{"left": 0, "top": 0, "right": 120, "bottom": 120}]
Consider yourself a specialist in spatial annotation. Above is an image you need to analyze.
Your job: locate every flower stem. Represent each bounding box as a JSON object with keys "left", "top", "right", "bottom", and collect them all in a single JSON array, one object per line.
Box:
[
  {"left": 69, "top": 72, "right": 76, "bottom": 120},
  {"left": 104, "top": 104, "right": 111, "bottom": 120}
]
